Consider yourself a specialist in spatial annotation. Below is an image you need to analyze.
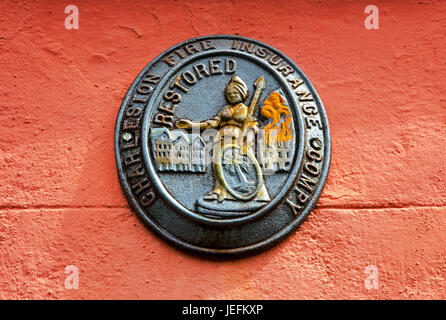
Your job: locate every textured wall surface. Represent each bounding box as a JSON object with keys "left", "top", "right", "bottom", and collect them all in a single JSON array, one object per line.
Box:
[{"left": 0, "top": 0, "right": 445, "bottom": 299}]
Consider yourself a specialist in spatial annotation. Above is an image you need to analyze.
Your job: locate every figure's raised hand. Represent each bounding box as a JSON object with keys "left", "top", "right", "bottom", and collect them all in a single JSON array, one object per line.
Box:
[{"left": 175, "top": 119, "right": 193, "bottom": 129}]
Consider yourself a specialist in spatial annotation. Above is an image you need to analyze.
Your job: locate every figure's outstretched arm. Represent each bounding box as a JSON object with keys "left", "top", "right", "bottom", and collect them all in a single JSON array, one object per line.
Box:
[{"left": 175, "top": 116, "right": 221, "bottom": 130}]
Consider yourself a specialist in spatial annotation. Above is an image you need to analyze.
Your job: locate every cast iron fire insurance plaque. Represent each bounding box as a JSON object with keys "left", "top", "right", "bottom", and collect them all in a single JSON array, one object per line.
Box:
[{"left": 115, "top": 35, "right": 331, "bottom": 256}]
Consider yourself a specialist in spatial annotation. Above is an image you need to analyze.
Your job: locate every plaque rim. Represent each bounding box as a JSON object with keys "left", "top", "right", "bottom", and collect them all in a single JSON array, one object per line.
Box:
[{"left": 115, "top": 34, "right": 331, "bottom": 256}]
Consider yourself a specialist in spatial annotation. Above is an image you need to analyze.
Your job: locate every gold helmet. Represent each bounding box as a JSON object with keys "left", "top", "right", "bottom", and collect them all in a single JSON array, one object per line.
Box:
[{"left": 227, "top": 76, "right": 248, "bottom": 101}]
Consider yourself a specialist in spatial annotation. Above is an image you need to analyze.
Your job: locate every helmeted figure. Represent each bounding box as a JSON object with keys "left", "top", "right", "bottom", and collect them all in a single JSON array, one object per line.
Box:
[{"left": 175, "top": 76, "right": 270, "bottom": 203}]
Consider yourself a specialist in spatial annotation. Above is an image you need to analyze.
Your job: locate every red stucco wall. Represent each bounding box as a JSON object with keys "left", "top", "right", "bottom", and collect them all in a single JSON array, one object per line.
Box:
[{"left": 0, "top": 0, "right": 445, "bottom": 299}]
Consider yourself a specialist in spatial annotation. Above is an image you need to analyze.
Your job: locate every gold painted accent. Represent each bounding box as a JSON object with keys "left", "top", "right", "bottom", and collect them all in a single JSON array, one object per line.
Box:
[
  {"left": 175, "top": 76, "right": 270, "bottom": 203},
  {"left": 215, "top": 144, "right": 263, "bottom": 202}
]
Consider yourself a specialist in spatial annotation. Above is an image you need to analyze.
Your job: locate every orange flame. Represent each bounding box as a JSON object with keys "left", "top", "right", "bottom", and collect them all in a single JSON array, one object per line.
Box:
[{"left": 260, "top": 92, "right": 293, "bottom": 147}]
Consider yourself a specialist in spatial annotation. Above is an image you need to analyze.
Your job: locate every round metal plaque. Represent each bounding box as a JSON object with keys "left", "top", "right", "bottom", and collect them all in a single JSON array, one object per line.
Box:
[{"left": 115, "top": 35, "right": 331, "bottom": 256}]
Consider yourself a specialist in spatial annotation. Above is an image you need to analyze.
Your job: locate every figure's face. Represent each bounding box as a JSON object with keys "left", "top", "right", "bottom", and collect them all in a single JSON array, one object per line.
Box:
[{"left": 226, "top": 87, "right": 242, "bottom": 104}]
